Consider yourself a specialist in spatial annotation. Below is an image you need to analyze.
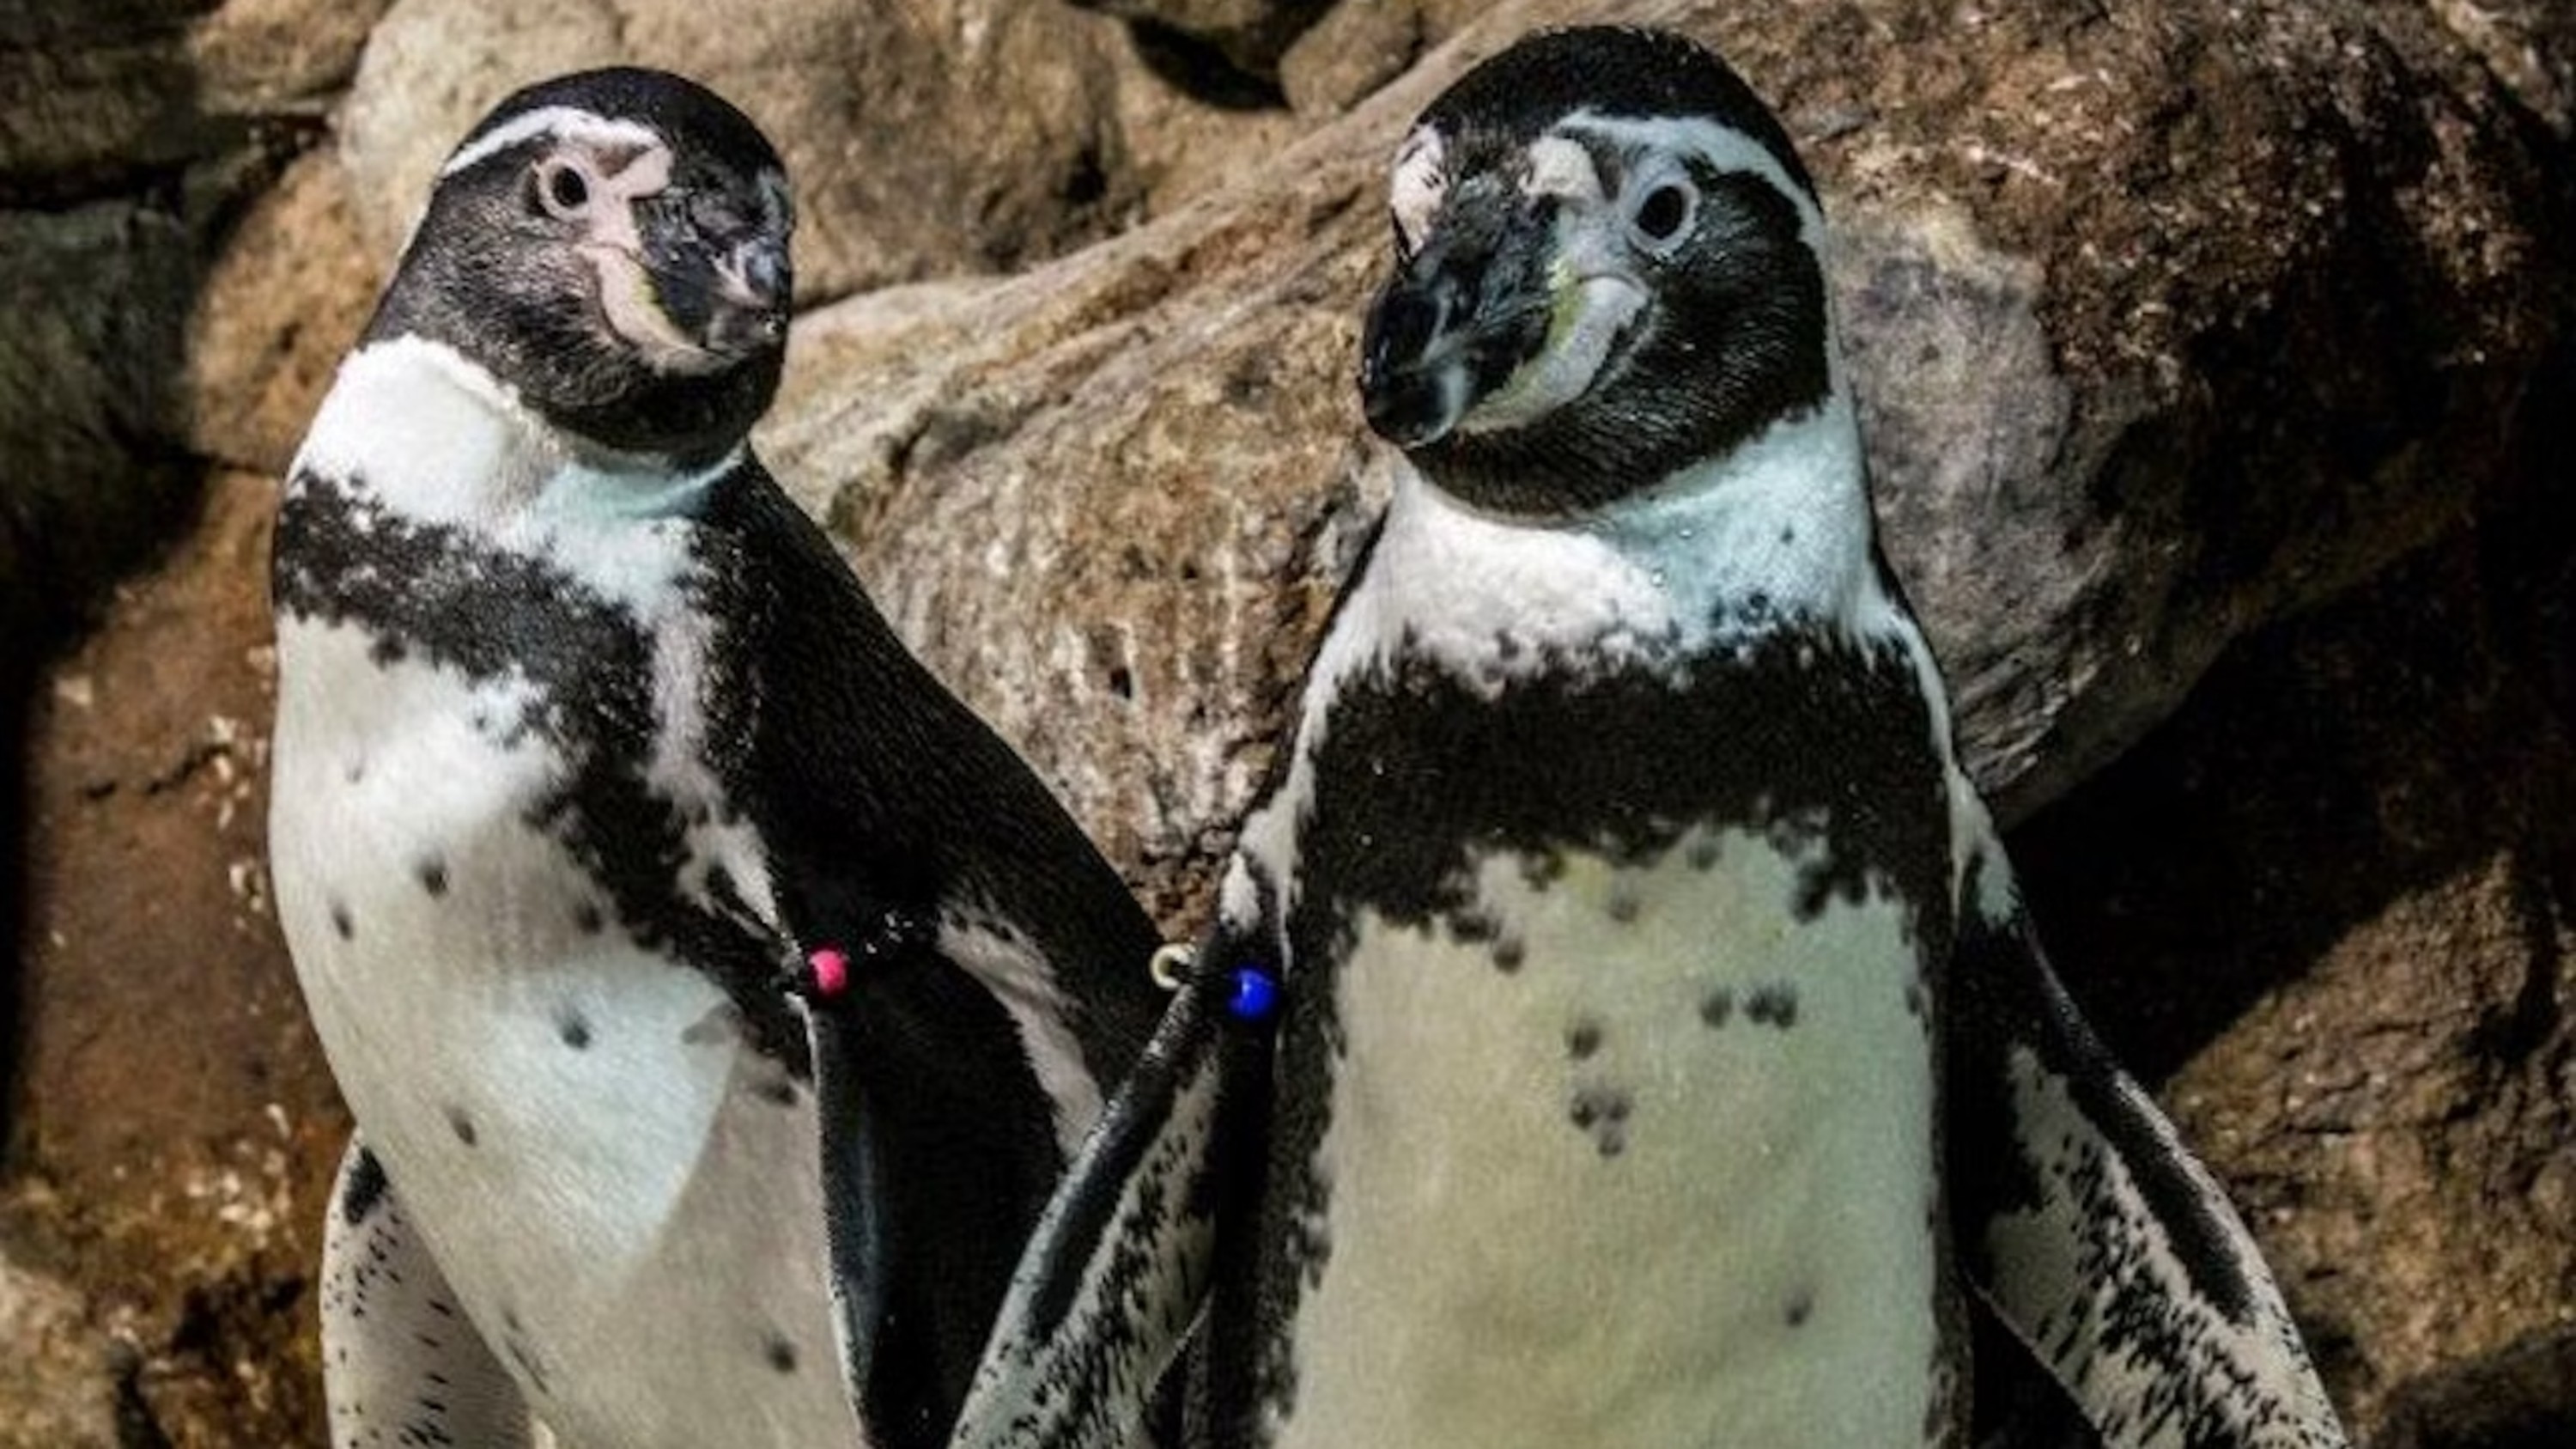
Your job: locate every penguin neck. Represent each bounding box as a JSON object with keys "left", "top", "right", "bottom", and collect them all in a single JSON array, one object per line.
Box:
[
  {"left": 296, "top": 332, "right": 743, "bottom": 532},
  {"left": 1347, "top": 383, "right": 1886, "bottom": 697}
]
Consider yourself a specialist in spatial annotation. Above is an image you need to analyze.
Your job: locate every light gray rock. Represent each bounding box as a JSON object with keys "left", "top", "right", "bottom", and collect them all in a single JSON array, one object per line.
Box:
[{"left": 0, "top": 1255, "right": 113, "bottom": 1449}]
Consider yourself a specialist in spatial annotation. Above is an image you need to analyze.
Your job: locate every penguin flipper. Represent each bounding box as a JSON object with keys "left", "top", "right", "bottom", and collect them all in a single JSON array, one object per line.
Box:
[
  {"left": 947, "top": 969, "right": 1254, "bottom": 1449},
  {"left": 319, "top": 1140, "right": 536, "bottom": 1449},
  {"left": 794, "top": 910, "right": 921, "bottom": 1444},
  {"left": 1947, "top": 843, "right": 2349, "bottom": 1449}
]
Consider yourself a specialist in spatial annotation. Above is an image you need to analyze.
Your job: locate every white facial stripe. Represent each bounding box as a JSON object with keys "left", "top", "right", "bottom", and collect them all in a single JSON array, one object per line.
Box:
[
  {"left": 1388, "top": 126, "right": 1448, "bottom": 251},
  {"left": 585, "top": 247, "right": 728, "bottom": 375},
  {"left": 441, "top": 107, "right": 665, "bottom": 178},
  {"left": 1558, "top": 112, "right": 1826, "bottom": 252},
  {"left": 1521, "top": 135, "right": 1604, "bottom": 202}
]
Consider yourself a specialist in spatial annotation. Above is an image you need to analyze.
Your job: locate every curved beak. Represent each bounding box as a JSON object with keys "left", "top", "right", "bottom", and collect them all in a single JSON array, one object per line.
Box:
[
  {"left": 700, "top": 231, "right": 792, "bottom": 357},
  {"left": 1358, "top": 185, "right": 1556, "bottom": 449},
  {"left": 1358, "top": 180, "right": 1649, "bottom": 452},
  {"left": 635, "top": 213, "right": 792, "bottom": 366}
]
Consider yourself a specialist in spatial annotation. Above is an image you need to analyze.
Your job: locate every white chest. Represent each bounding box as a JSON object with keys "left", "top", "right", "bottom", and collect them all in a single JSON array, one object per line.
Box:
[
  {"left": 1272, "top": 825, "right": 1949, "bottom": 1449},
  {"left": 269, "top": 616, "right": 855, "bottom": 1447}
]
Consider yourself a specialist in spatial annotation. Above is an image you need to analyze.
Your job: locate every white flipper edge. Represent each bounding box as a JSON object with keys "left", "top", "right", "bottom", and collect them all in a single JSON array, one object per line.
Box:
[{"left": 319, "top": 1139, "right": 537, "bottom": 1449}]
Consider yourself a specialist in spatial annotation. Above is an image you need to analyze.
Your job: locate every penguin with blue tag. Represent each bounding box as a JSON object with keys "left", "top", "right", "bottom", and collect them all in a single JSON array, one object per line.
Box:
[
  {"left": 268, "top": 67, "right": 1165, "bottom": 1449},
  {"left": 946, "top": 26, "right": 2351, "bottom": 1449}
]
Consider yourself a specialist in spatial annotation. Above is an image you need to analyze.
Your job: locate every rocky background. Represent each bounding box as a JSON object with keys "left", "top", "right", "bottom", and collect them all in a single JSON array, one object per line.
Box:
[{"left": 3, "top": 0, "right": 2572, "bottom": 1444}]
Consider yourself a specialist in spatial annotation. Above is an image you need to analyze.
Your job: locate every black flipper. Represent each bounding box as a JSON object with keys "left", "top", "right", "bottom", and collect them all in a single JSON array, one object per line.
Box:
[
  {"left": 947, "top": 955, "right": 1278, "bottom": 1449},
  {"left": 1948, "top": 837, "right": 2349, "bottom": 1449}
]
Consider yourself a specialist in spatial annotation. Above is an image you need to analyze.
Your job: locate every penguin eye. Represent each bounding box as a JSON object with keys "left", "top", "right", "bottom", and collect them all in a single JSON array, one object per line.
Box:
[
  {"left": 1628, "top": 179, "right": 1696, "bottom": 247},
  {"left": 532, "top": 157, "right": 595, "bottom": 219}
]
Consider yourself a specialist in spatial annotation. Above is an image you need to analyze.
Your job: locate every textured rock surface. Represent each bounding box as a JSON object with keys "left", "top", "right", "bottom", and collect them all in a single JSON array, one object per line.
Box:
[
  {"left": 9, "top": 471, "right": 346, "bottom": 1447},
  {"left": 769, "top": 0, "right": 2572, "bottom": 897},
  {"left": 338, "top": 0, "right": 1313, "bottom": 306},
  {"left": 4, "top": 0, "right": 2573, "bottom": 1444}
]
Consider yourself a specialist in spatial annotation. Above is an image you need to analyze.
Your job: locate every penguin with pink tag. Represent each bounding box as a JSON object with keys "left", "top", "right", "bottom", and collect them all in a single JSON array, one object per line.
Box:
[{"left": 268, "top": 67, "right": 1164, "bottom": 1449}]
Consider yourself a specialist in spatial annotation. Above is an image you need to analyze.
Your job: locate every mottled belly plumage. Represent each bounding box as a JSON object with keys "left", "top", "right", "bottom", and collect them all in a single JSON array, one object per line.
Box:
[
  {"left": 1258, "top": 830, "right": 1956, "bottom": 1449},
  {"left": 270, "top": 612, "right": 861, "bottom": 1448}
]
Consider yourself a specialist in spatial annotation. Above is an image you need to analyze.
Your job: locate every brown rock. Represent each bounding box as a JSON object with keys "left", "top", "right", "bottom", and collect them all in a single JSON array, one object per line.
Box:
[
  {"left": 1068, "top": 0, "right": 1333, "bottom": 82},
  {"left": 340, "top": 0, "right": 1160, "bottom": 301},
  {"left": 0, "top": 1254, "right": 115, "bottom": 1449},
  {"left": 2012, "top": 528, "right": 2576, "bottom": 1439},
  {"left": 7, "top": 470, "right": 348, "bottom": 1448},
  {"left": 1276, "top": 0, "right": 1423, "bottom": 119},
  {"left": 771, "top": 0, "right": 2573, "bottom": 901},
  {"left": 184, "top": 149, "right": 381, "bottom": 475},
  {"left": 187, "top": 0, "right": 398, "bottom": 114}
]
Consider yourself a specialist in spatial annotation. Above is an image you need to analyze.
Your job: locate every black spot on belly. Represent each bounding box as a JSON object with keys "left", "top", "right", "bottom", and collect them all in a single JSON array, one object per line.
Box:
[
  {"left": 574, "top": 900, "right": 605, "bottom": 935},
  {"left": 343, "top": 758, "right": 366, "bottom": 785},
  {"left": 330, "top": 900, "right": 354, "bottom": 940},
  {"left": 556, "top": 1009, "right": 592, "bottom": 1049},
  {"left": 444, "top": 1105, "right": 477, "bottom": 1146},
  {"left": 1784, "top": 1288, "right": 1814, "bottom": 1327},
  {"left": 1699, "top": 986, "right": 1734, "bottom": 1027},
  {"left": 1449, "top": 906, "right": 1501, "bottom": 944},
  {"left": 1492, "top": 935, "right": 1526, "bottom": 972},
  {"left": 369, "top": 635, "right": 407, "bottom": 667},
  {"left": 1904, "top": 979, "right": 1927, "bottom": 1019},
  {"left": 1746, "top": 983, "right": 1799, "bottom": 1028},
  {"left": 755, "top": 1075, "right": 799, "bottom": 1106},
  {"left": 1566, "top": 1019, "right": 1603, "bottom": 1060},
  {"left": 1605, "top": 886, "right": 1640, "bottom": 923},
  {"left": 1570, "top": 1082, "right": 1632, "bottom": 1156},
  {"left": 416, "top": 857, "right": 449, "bottom": 898},
  {"left": 1686, "top": 837, "right": 1722, "bottom": 870},
  {"left": 762, "top": 1332, "right": 799, "bottom": 1373}
]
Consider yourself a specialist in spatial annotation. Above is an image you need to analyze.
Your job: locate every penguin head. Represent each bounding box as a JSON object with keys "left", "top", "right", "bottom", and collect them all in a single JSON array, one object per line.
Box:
[
  {"left": 1360, "top": 27, "right": 1834, "bottom": 517},
  {"left": 370, "top": 68, "right": 795, "bottom": 466}
]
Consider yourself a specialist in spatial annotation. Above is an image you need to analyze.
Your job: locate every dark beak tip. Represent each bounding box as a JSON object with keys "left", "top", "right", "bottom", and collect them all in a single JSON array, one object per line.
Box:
[{"left": 1358, "top": 369, "right": 1446, "bottom": 450}]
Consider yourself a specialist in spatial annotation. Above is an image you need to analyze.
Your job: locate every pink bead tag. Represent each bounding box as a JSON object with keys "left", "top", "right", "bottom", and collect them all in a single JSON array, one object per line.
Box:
[{"left": 808, "top": 947, "right": 851, "bottom": 997}]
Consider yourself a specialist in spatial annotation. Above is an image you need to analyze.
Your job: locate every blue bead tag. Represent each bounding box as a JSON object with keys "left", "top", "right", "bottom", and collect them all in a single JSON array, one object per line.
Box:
[{"left": 1226, "top": 965, "right": 1281, "bottom": 1025}]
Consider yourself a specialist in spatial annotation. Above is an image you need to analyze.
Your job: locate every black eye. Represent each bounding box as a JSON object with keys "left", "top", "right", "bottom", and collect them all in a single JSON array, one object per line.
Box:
[
  {"left": 1633, "top": 182, "right": 1692, "bottom": 243},
  {"left": 534, "top": 159, "right": 592, "bottom": 218}
]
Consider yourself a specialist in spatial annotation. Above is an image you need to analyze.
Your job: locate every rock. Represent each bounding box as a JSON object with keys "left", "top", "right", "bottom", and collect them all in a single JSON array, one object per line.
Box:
[
  {"left": 2010, "top": 525, "right": 2576, "bottom": 1435},
  {"left": 0, "top": 0, "right": 361, "bottom": 655},
  {"left": 1067, "top": 0, "right": 1334, "bottom": 83},
  {"left": 187, "top": 0, "right": 397, "bottom": 116},
  {"left": 1276, "top": 0, "right": 1422, "bottom": 118},
  {"left": 342, "top": 0, "right": 1173, "bottom": 301},
  {"left": 0, "top": 193, "right": 209, "bottom": 665},
  {"left": 769, "top": 0, "right": 2573, "bottom": 912},
  {"left": 182, "top": 149, "right": 380, "bottom": 475},
  {"left": 0, "top": 1254, "right": 114, "bottom": 1449},
  {"left": 7, "top": 470, "right": 348, "bottom": 1446},
  {"left": 0, "top": 6, "right": 233, "bottom": 192},
  {"left": 2374, "top": 1324, "right": 2576, "bottom": 1449}
]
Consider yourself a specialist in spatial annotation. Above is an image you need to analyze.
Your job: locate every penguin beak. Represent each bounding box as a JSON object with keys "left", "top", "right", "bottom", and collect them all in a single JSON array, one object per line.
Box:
[
  {"left": 1358, "top": 183, "right": 1648, "bottom": 449},
  {"left": 699, "top": 232, "right": 792, "bottom": 357},
  {"left": 634, "top": 207, "right": 792, "bottom": 365},
  {"left": 1358, "top": 187, "right": 1554, "bottom": 449}
]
